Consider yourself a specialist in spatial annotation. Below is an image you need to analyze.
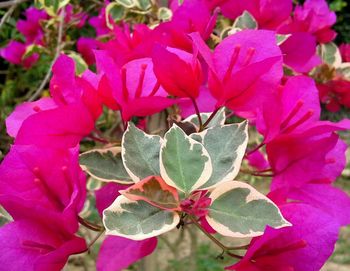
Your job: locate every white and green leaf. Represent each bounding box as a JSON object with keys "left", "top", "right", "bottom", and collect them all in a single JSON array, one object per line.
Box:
[
  {"left": 190, "top": 121, "right": 248, "bottom": 189},
  {"left": 105, "top": 2, "right": 126, "bottom": 28},
  {"left": 103, "top": 195, "right": 179, "bottom": 240},
  {"left": 79, "top": 147, "right": 133, "bottom": 184},
  {"left": 232, "top": 11, "right": 258, "bottom": 30},
  {"left": 318, "top": 42, "right": 342, "bottom": 67},
  {"left": 184, "top": 108, "right": 226, "bottom": 130},
  {"left": 206, "top": 181, "right": 291, "bottom": 238},
  {"left": 122, "top": 123, "right": 162, "bottom": 182},
  {"left": 160, "top": 125, "right": 212, "bottom": 195}
]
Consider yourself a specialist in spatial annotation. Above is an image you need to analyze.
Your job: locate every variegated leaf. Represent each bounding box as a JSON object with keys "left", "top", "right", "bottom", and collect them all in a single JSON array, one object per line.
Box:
[
  {"left": 184, "top": 108, "right": 226, "bottom": 130},
  {"left": 103, "top": 196, "right": 179, "bottom": 240},
  {"left": 121, "top": 176, "right": 180, "bottom": 211},
  {"left": 232, "top": 11, "right": 258, "bottom": 30},
  {"left": 79, "top": 147, "right": 133, "bottom": 184},
  {"left": 206, "top": 181, "right": 291, "bottom": 238},
  {"left": 190, "top": 122, "right": 248, "bottom": 189},
  {"left": 318, "top": 42, "right": 342, "bottom": 67},
  {"left": 122, "top": 123, "right": 162, "bottom": 182},
  {"left": 160, "top": 125, "right": 212, "bottom": 195}
]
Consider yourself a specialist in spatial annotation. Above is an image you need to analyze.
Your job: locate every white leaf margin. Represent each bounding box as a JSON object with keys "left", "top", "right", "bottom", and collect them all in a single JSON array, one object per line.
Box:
[
  {"left": 206, "top": 181, "right": 292, "bottom": 238},
  {"left": 103, "top": 195, "right": 180, "bottom": 241}
]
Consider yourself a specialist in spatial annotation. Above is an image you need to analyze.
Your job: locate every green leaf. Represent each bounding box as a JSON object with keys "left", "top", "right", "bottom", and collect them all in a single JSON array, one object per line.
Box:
[
  {"left": 158, "top": 7, "right": 173, "bottom": 21},
  {"left": 121, "top": 176, "right": 180, "bottom": 210},
  {"left": 116, "top": 0, "right": 136, "bottom": 8},
  {"left": 103, "top": 195, "right": 179, "bottom": 240},
  {"left": 233, "top": 11, "right": 258, "bottom": 30},
  {"left": 184, "top": 108, "right": 226, "bottom": 130},
  {"left": 206, "top": 181, "right": 291, "bottom": 238},
  {"left": 160, "top": 124, "right": 212, "bottom": 195},
  {"left": 67, "top": 52, "right": 88, "bottom": 75},
  {"left": 122, "top": 123, "right": 162, "bottom": 182},
  {"left": 105, "top": 2, "right": 125, "bottom": 29},
  {"left": 79, "top": 147, "right": 133, "bottom": 184},
  {"left": 337, "top": 63, "right": 350, "bottom": 78},
  {"left": 35, "top": 0, "right": 70, "bottom": 16},
  {"left": 135, "top": 0, "right": 152, "bottom": 10},
  {"left": 190, "top": 121, "right": 248, "bottom": 189},
  {"left": 318, "top": 42, "right": 342, "bottom": 67}
]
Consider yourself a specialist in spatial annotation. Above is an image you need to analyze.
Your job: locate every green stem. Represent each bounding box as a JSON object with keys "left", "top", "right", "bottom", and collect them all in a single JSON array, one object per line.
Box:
[
  {"left": 78, "top": 216, "right": 104, "bottom": 232},
  {"left": 188, "top": 215, "right": 244, "bottom": 259}
]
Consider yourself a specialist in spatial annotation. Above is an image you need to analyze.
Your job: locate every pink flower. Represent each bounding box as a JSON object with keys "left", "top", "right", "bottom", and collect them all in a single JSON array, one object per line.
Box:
[
  {"left": 267, "top": 121, "right": 349, "bottom": 190},
  {"left": 256, "top": 76, "right": 320, "bottom": 142},
  {"left": 246, "top": 149, "right": 270, "bottom": 171},
  {"left": 64, "top": 4, "right": 88, "bottom": 28},
  {"left": 278, "top": 0, "right": 337, "bottom": 43},
  {"left": 6, "top": 98, "right": 57, "bottom": 138},
  {"left": 16, "top": 7, "right": 47, "bottom": 44},
  {"left": 0, "top": 145, "right": 86, "bottom": 233},
  {"left": 0, "top": 41, "right": 39, "bottom": 68},
  {"left": 227, "top": 203, "right": 340, "bottom": 271},
  {"left": 95, "top": 183, "right": 128, "bottom": 215},
  {"left": 152, "top": 45, "right": 203, "bottom": 99},
  {"left": 191, "top": 30, "right": 283, "bottom": 120},
  {"left": 279, "top": 33, "right": 321, "bottom": 73},
  {"left": 0, "top": 219, "right": 86, "bottom": 271},
  {"left": 89, "top": 4, "right": 113, "bottom": 36},
  {"left": 339, "top": 43, "right": 350, "bottom": 62},
  {"left": 95, "top": 51, "right": 175, "bottom": 121},
  {"left": 219, "top": 0, "right": 293, "bottom": 30},
  {"left": 97, "top": 236, "right": 157, "bottom": 271}
]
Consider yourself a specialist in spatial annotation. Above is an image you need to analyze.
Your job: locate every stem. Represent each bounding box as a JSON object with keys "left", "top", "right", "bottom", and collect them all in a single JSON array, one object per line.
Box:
[
  {"left": 240, "top": 169, "right": 274, "bottom": 177},
  {"left": 0, "top": 0, "right": 28, "bottom": 9},
  {"left": 191, "top": 97, "right": 203, "bottom": 130},
  {"left": 29, "top": 8, "right": 65, "bottom": 101},
  {"left": 246, "top": 142, "right": 265, "bottom": 156},
  {"left": 201, "top": 106, "right": 222, "bottom": 131},
  {"left": 87, "top": 230, "right": 105, "bottom": 251},
  {"left": 78, "top": 216, "right": 104, "bottom": 232},
  {"left": 87, "top": 134, "right": 110, "bottom": 144},
  {"left": 0, "top": 0, "right": 18, "bottom": 31},
  {"left": 188, "top": 215, "right": 244, "bottom": 259}
]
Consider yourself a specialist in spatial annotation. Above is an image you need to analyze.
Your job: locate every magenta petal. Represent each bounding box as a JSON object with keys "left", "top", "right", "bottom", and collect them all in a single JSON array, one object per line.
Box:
[
  {"left": 289, "top": 184, "right": 350, "bottom": 226},
  {"left": 6, "top": 98, "right": 57, "bottom": 138},
  {"left": 97, "top": 236, "right": 157, "bottom": 271},
  {"left": 121, "top": 96, "right": 176, "bottom": 122},
  {"left": 0, "top": 41, "right": 26, "bottom": 65},
  {"left": 0, "top": 220, "right": 86, "bottom": 271},
  {"left": 15, "top": 103, "right": 95, "bottom": 148}
]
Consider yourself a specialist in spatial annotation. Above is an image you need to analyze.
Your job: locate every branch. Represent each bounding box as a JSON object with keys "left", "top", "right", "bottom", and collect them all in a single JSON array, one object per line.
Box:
[
  {"left": 0, "top": 0, "right": 28, "bottom": 9},
  {"left": 29, "top": 9, "right": 65, "bottom": 102},
  {"left": 0, "top": 0, "right": 21, "bottom": 31}
]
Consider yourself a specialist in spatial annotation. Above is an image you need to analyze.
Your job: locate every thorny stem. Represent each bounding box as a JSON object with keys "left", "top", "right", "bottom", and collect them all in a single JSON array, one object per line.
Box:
[
  {"left": 191, "top": 97, "right": 203, "bottom": 130},
  {"left": 188, "top": 215, "right": 244, "bottom": 259},
  {"left": 78, "top": 216, "right": 104, "bottom": 232},
  {"left": 29, "top": 8, "right": 66, "bottom": 101},
  {"left": 200, "top": 106, "right": 222, "bottom": 131}
]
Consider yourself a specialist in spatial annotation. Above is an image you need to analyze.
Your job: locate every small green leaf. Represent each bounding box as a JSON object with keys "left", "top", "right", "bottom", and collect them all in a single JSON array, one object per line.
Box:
[
  {"left": 116, "top": 0, "right": 135, "bottom": 8},
  {"left": 206, "top": 181, "right": 291, "bottom": 238},
  {"left": 190, "top": 121, "right": 248, "bottom": 189},
  {"left": 160, "top": 125, "right": 212, "bottom": 195},
  {"left": 337, "top": 63, "right": 350, "bottom": 78},
  {"left": 135, "top": 0, "right": 151, "bottom": 10},
  {"left": 68, "top": 52, "right": 88, "bottom": 75},
  {"left": 22, "top": 44, "right": 44, "bottom": 59},
  {"left": 122, "top": 123, "right": 162, "bottom": 182},
  {"left": 36, "top": 0, "right": 70, "bottom": 16},
  {"left": 318, "top": 42, "right": 342, "bottom": 67},
  {"left": 184, "top": 108, "right": 226, "bottom": 130},
  {"left": 233, "top": 11, "right": 258, "bottom": 30},
  {"left": 79, "top": 147, "right": 133, "bottom": 184},
  {"left": 158, "top": 7, "right": 173, "bottom": 21},
  {"left": 103, "top": 196, "right": 179, "bottom": 240},
  {"left": 105, "top": 2, "right": 125, "bottom": 29}
]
